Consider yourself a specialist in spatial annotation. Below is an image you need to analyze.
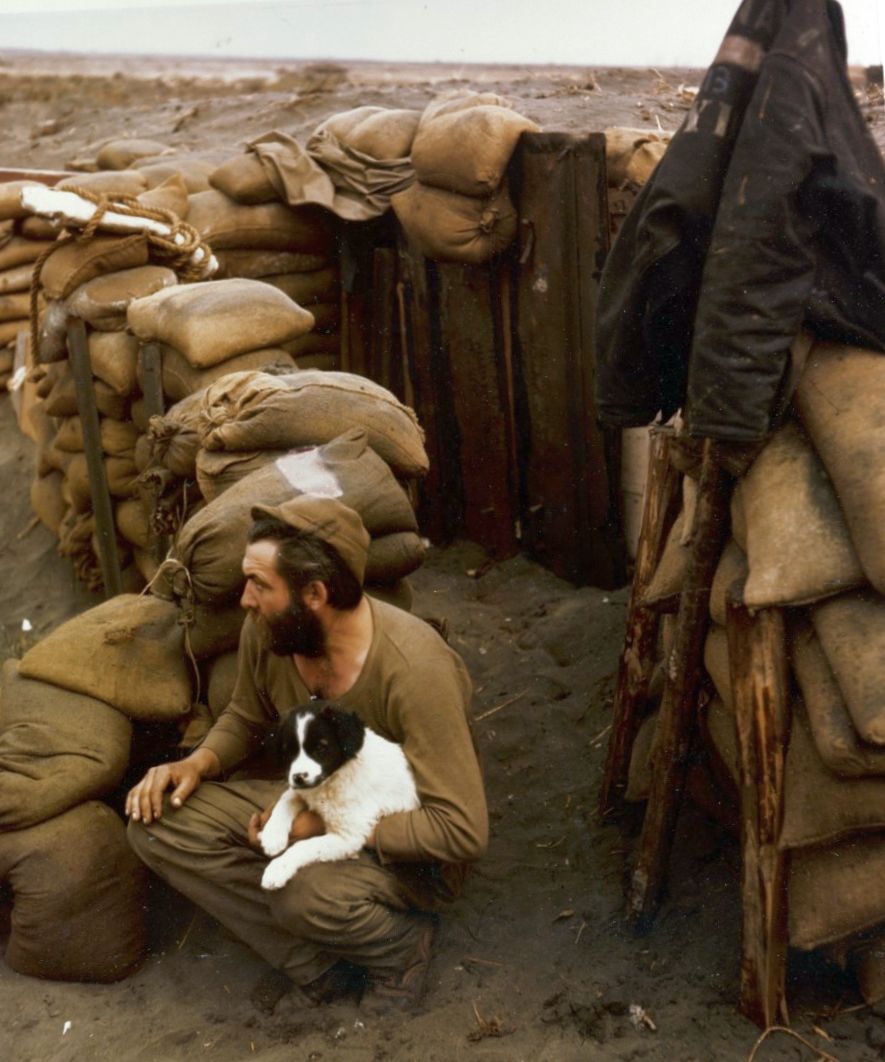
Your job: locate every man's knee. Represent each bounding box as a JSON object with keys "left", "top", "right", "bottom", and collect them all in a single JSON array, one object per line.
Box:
[
  {"left": 267, "top": 862, "right": 350, "bottom": 937},
  {"left": 127, "top": 815, "right": 159, "bottom": 868}
]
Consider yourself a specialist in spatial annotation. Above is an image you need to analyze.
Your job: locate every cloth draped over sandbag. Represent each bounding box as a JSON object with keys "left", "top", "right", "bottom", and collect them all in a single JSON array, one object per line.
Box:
[{"left": 595, "top": 0, "right": 885, "bottom": 441}]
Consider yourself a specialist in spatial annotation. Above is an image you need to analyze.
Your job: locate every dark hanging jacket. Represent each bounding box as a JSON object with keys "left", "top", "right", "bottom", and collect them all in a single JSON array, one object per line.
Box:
[{"left": 594, "top": 0, "right": 885, "bottom": 442}]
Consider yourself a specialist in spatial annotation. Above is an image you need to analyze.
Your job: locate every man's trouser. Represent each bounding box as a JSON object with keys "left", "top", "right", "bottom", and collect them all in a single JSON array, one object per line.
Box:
[{"left": 127, "top": 778, "right": 442, "bottom": 987}]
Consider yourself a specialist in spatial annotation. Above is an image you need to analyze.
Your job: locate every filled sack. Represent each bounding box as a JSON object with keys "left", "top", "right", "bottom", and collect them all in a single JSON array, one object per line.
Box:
[
  {"left": 186, "top": 190, "right": 336, "bottom": 253},
  {"left": 66, "top": 264, "right": 177, "bottom": 330},
  {"left": 155, "top": 343, "right": 296, "bottom": 403}
]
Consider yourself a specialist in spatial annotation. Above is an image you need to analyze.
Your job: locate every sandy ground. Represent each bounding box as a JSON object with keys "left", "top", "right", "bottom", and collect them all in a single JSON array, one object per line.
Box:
[{"left": 0, "top": 50, "right": 883, "bottom": 1062}]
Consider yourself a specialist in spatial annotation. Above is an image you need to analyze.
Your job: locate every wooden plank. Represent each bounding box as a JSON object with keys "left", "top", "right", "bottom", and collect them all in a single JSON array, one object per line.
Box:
[
  {"left": 396, "top": 234, "right": 461, "bottom": 543},
  {"left": 599, "top": 429, "right": 682, "bottom": 815},
  {"left": 67, "top": 318, "right": 122, "bottom": 598},
  {"left": 513, "top": 131, "right": 625, "bottom": 588},
  {"left": 626, "top": 440, "right": 731, "bottom": 929},
  {"left": 139, "top": 342, "right": 165, "bottom": 420},
  {"left": 436, "top": 261, "right": 518, "bottom": 558},
  {"left": 725, "top": 600, "right": 790, "bottom": 1029},
  {"left": 369, "top": 247, "right": 401, "bottom": 398}
]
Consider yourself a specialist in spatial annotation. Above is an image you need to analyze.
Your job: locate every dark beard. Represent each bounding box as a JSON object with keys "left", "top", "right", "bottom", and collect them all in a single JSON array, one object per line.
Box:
[{"left": 257, "top": 601, "right": 326, "bottom": 658}]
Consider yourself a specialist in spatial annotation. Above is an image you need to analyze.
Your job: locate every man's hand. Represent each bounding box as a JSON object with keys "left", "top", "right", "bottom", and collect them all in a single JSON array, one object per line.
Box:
[
  {"left": 125, "top": 749, "right": 219, "bottom": 825},
  {"left": 247, "top": 801, "right": 325, "bottom": 851}
]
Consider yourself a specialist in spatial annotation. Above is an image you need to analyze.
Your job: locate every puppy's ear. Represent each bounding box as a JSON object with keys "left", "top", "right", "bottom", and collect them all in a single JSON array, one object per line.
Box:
[{"left": 322, "top": 705, "right": 365, "bottom": 761}]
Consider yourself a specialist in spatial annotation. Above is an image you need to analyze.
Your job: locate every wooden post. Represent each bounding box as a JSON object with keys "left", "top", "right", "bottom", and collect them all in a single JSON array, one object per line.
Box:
[
  {"left": 599, "top": 428, "right": 682, "bottom": 815},
  {"left": 436, "top": 261, "right": 519, "bottom": 558},
  {"left": 369, "top": 247, "right": 401, "bottom": 398},
  {"left": 396, "top": 235, "right": 462, "bottom": 543},
  {"left": 138, "top": 342, "right": 170, "bottom": 565},
  {"left": 513, "top": 131, "right": 625, "bottom": 588},
  {"left": 67, "top": 318, "right": 122, "bottom": 598},
  {"left": 626, "top": 439, "right": 731, "bottom": 929},
  {"left": 725, "top": 599, "right": 790, "bottom": 1029}
]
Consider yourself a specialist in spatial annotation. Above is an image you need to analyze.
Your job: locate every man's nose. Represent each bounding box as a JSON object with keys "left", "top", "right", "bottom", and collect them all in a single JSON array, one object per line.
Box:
[{"left": 240, "top": 583, "right": 256, "bottom": 609}]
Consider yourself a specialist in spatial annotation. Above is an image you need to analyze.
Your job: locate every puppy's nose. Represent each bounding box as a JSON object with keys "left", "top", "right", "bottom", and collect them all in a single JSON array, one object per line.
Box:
[{"left": 293, "top": 771, "right": 309, "bottom": 786}]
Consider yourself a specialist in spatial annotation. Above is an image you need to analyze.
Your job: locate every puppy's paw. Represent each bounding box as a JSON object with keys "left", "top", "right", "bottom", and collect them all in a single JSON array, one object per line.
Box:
[
  {"left": 261, "top": 857, "right": 296, "bottom": 891},
  {"left": 259, "top": 824, "right": 289, "bottom": 858}
]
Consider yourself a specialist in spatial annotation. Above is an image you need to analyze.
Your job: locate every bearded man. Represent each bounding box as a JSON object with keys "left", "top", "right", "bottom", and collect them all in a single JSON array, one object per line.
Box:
[{"left": 126, "top": 496, "right": 487, "bottom": 1013}]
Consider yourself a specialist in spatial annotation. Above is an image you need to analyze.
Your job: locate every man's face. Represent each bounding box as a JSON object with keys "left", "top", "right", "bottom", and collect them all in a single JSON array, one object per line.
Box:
[{"left": 241, "top": 539, "right": 325, "bottom": 658}]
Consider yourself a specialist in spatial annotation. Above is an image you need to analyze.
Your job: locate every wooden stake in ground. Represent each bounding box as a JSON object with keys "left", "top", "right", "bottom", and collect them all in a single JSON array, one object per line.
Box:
[
  {"left": 726, "top": 598, "right": 790, "bottom": 1029},
  {"left": 599, "top": 427, "right": 681, "bottom": 815},
  {"left": 626, "top": 438, "right": 731, "bottom": 929}
]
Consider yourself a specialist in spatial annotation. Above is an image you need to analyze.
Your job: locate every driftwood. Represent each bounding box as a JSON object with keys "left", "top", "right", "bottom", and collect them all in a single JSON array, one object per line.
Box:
[{"left": 599, "top": 427, "right": 681, "bottom": 814}]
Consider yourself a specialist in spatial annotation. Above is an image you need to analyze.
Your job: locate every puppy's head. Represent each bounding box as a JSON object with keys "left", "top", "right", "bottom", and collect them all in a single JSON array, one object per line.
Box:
[{"left": 267, "top": 700, "right": 365, "bottom": 789}]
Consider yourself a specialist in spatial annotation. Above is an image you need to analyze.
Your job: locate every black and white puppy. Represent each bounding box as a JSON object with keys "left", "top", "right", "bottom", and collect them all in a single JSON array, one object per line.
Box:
[{"left": 258, "top": 700, "right": 420, "bottom": 891}]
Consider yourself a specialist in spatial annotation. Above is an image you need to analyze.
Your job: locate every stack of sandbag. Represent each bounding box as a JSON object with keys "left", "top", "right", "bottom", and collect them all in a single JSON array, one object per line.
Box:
[
  {"left": 0, "top": 590, "right": 200, "bottom": 982},
  {"left": 185, "top": 186, "right": 341, "bottom": 368},
  {"left": 626, "top": 341, "right": 885, "bottom": 1000},
  {"left": 604, "top": 127, "right": 672, "bottom": 238},
  {"left": 392, "top": 92, "right": 539, "bottom": 264}
]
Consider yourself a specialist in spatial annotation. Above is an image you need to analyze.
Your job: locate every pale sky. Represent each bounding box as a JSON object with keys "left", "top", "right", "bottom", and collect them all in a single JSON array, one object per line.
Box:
[{"left": 0, "top": 0, "right": 881, "bottom": 67}]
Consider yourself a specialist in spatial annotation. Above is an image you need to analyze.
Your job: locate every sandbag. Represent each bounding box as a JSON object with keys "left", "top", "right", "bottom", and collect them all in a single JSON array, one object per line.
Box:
[
  {"left": 138, "top": 157, "right": 216, "bottom": 193},
  {"left": 207, "top": 650, "right": 240, "bottom": 719},
  {"left": 209, "top": 153, "right": 279, "bottom": 204},
  {"left": 40, "top": 234, "right": 150, "bottom": 301},
  {"left": 0, "top": 801, "right": 146, "bottom": 982},
  {"left": 96, "top": 137, "right": 174, "bottom": 170},
  {"left": 195, "top": 446, "right": 284, "bottom": 501},
  {"left": 156, "top": 343, "right": 296, "bottom": 403},
  {"left": 282, "top": 332, "right": 341, "bottom": 359},
  {"left": 17, "top": 594, "right": 193, "bottom": 721},
  {"left": 703, "top": 623, "right": 732, "bottom": 709},
  {"left": 625, "top": 711, "right": 658, "bottom": 802},
  {"left": 133, "top": 433, "right": 153, "bottom": 473},
  {"left": 0, "top": 318, "right": 27, "bottom": 346},
  {"left": 88, "top": 329, "right": 140, "bottom": 395},
  {"left": 709, "top": 539, "right": 748, "bottom": 626},
  {"left": 604, "top": 128, "right": 672, "bottom": 187},
  {"left": 53, "top": 415, "right": 84, "bottom": 453},
  {"left": 43, "top": 368, "right": 77, "bottom": 417},
  {"left": 0, "top": 292, "right": 31, "bottom": 322},
  {"left": 364, "top": 530, "right": 425, "bottom": 583},
  {"left": 0, "top": 236, "right": 54, "bottom": 271},
  {"left": 147, "top": 388, "right": 205, "bottom": 477},
  {"left": 0, "top": 660, "right": 131, "bottom": 830},
  {"left": 213, "top": 248, "right": 331, "bottom": 279},
  {"left": 811, "top": 592, "right": 885, "bottom": 745},
  {"left": 182, "top": 601, "right": 246, "bottom": 659},
  {"left": 642, "top": 510, "right": 689, "bottom": 610},
  {"left": 0, "top": 264, "right": 35, "bottom": 294},
  {"left": 57, "top": 169, "right": 148, "bottom": 196},
  {"left": 127, "top": 278, "right": 315, "bottom": 368},
  {"left": 154, "top": 428, "right": 419, "bottom": 605},
  {"left": 186, "top": 190, "right": 336, "bottom": 253},
  {"left": 412, "top": 105, "right": 537, "bottom": 197},
  {"left": 37, "top": 299, "right": 71, "bottom": 363},
  {"left": 67, "top": 264, "right": 178, "bottom": 330},
  {"left": 737, "top": 420, "right": 864, "bottom": 609},
  {"left": 262, "top": 265, "right": 340, "bottom": 306},
  {"left": 0, "top": 181, "right": 42, "bottom": 220},
  {"left": 793, "top": 617, "right": 885, "bottom": 776},
  {"left": 136, "top": 173, "right": 189, "bottom": 218},
  {"left": 796, "top": 343, "right": 885, "bottom": 594},
  {"left": 94, "top": 380, "right": 131, "bottom": 421},
  {"left": 419, "top": 91, "right": 514, "bottom": 126},
  {"left": 21, "top": 215, "right": 61, "bottom": 239},
  {"left": 391, "top": 181, "right": 518, "bottom": 265},
  {"left": 199, "top": 369, "right": 428, "bottom": 479},
  {"left": 115, "top": 496, "right": 152, "bottom": 551},
  {"left": 316, "top": 106, "right": 421, "bottom": 160},
  {"left": 30, "top": 471, "right": 66, "bottom": 534}
]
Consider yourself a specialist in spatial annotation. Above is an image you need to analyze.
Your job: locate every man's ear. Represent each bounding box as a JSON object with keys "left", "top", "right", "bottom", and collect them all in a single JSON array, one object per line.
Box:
[{"left": 301, "top": 580, "right": 328, "bottom": 609}]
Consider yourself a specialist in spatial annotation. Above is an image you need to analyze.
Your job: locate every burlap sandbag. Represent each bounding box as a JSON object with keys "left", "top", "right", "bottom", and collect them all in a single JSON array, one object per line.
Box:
[
  {"left": 364, "top": 530, "right": 425, "bottom": 583},
  {"left": 115, "top": 496, "right": 152, "bottom": 551},
  {"left": 195, "top": 447, "right": 285, "bottom": 502},
  {"left": 796, "top": 343, "right": 885, "bottom": 594},
  {"left": 88, "top": 329, "right": 140, "bottom": 395},
  {"left": 30, "top": 471, "right": 66, "bottom": 534},
  {"left": 262, "top": 266, "right": 340, "bottom": 306},
  {"left": 21, "top": 214, "right": 60, "bottom": 240},
  {"left": 133, "top": 434, "right": 153, "bottom": 473},
  {"left": 96, "top": 137, "right": 174, "bottom": 170},
  {"left": 316, "top": 106, "right": 421, "bottom": 160},
  {"left": 17, "top": 594, "right": 193, "bottom": 721},
  {"left": 625, "top": 711, "right": 658, "bottom": 802},
  {"left": 199, "top": 369, "right": 428, "bottom": 479},
  {"left": 186, "top": 190, "right": 336, "bottom": 253},
  {"left": 40, "top": 234, "right": 150, "bottom": 301},
  {"left": 155, "top": 343, "right": 296, "bottom": 403},
  {"left": 604, "top": 128, "right": 672, "bottom": 187},
  {"left": 209, "top": 153, "right": 279, "bottom": 204},
  {"left": 43, "top": 366, "right": 77, "bottom": 416},
  {"left": 58, "top": 169, "right": 148, "bottom": 196},
  {"left": 737, "top": 420, "right": 864, "bottom": 609},
  {"left": 130, "top": 395, "right": 149, "bottom": 431},
  {"left": 147, "top": 388, "right": 206, "bottom": 477},
  {"left": 94, "top": 381, "right": 131, "bottom": 421},
  {"left": 53, "top": 416, "right": 85, "bottom": 453},
  {"left": 0, "top": 318, "right": 27, "bottom": 346},
  {"left": 789, "top": 832, "right": 885, "bottom": 949},
  {"left": 207, "top": 650, "right": 240, "bottom": 720},
  {"left": 138, "top": 157, "right": 216, "bottom": 193},
  {"left": 0, "top": 660, "right": 131, "bottom": 830},
  {"left": 0, "top": 263, "right": 35, "bottom": 294},
  {"left": 709, "top": 539, "right": 748, "bottom": 626},
  {"left": 703, "top": 623, "right": 732, "bottom": 709},
  {"left": 282, "top": 332, "right": 341, "bottom": 359},
  {"left": 419, "top": 92, "right": 514, "bottom": 127},
  {"left": 0, "top": 236, "right": 54, "bottom": 271},
  {"left": 642, "top": 510, "right": 689, "bottom": 611},
  {"left": 67, "top": 264, "right": 178, "bottom": 330},
  {"left": 391, "top": 181, "right": 518, "bottom": 265},
  {"left": 411, "top": 105, "right": 538, "bottom": 197},
  {"left": 136, "top": 173, "right": 190, "bottom": 218},
  {"left": 0, "top": 181, "right": 43, "bottom": 220},
  {"left": 67, "top": 450, "right": 139, "bottom": 501},
  {"left": 293, "top": 352, "right": 339, "bottom": 372},
  {"left": 811, "top": 591, "right": 885, "bottom": 745},
  {"left": 0, "top": 292, "right": 31, "bottom": 322},
  {"left": 127, "top": 278, "right": 315, "bottom": 368},
  {"left": 793, "top": 616, "right": 885, "bottom": 776},
  {"left": 0, "top": 801, "right": 146, "bottom": 982},
  {"left": 213, "top": 248, "right": 331, "bottom": 279},
  {"left": 153, "top": 428, "right": 419, "bottom": 605},
  {"left": 184, "top": 601, "right": 246, "bottom": 659},
  {"left": 781, "top": 699, "right": 885, "bottom": 849}
]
